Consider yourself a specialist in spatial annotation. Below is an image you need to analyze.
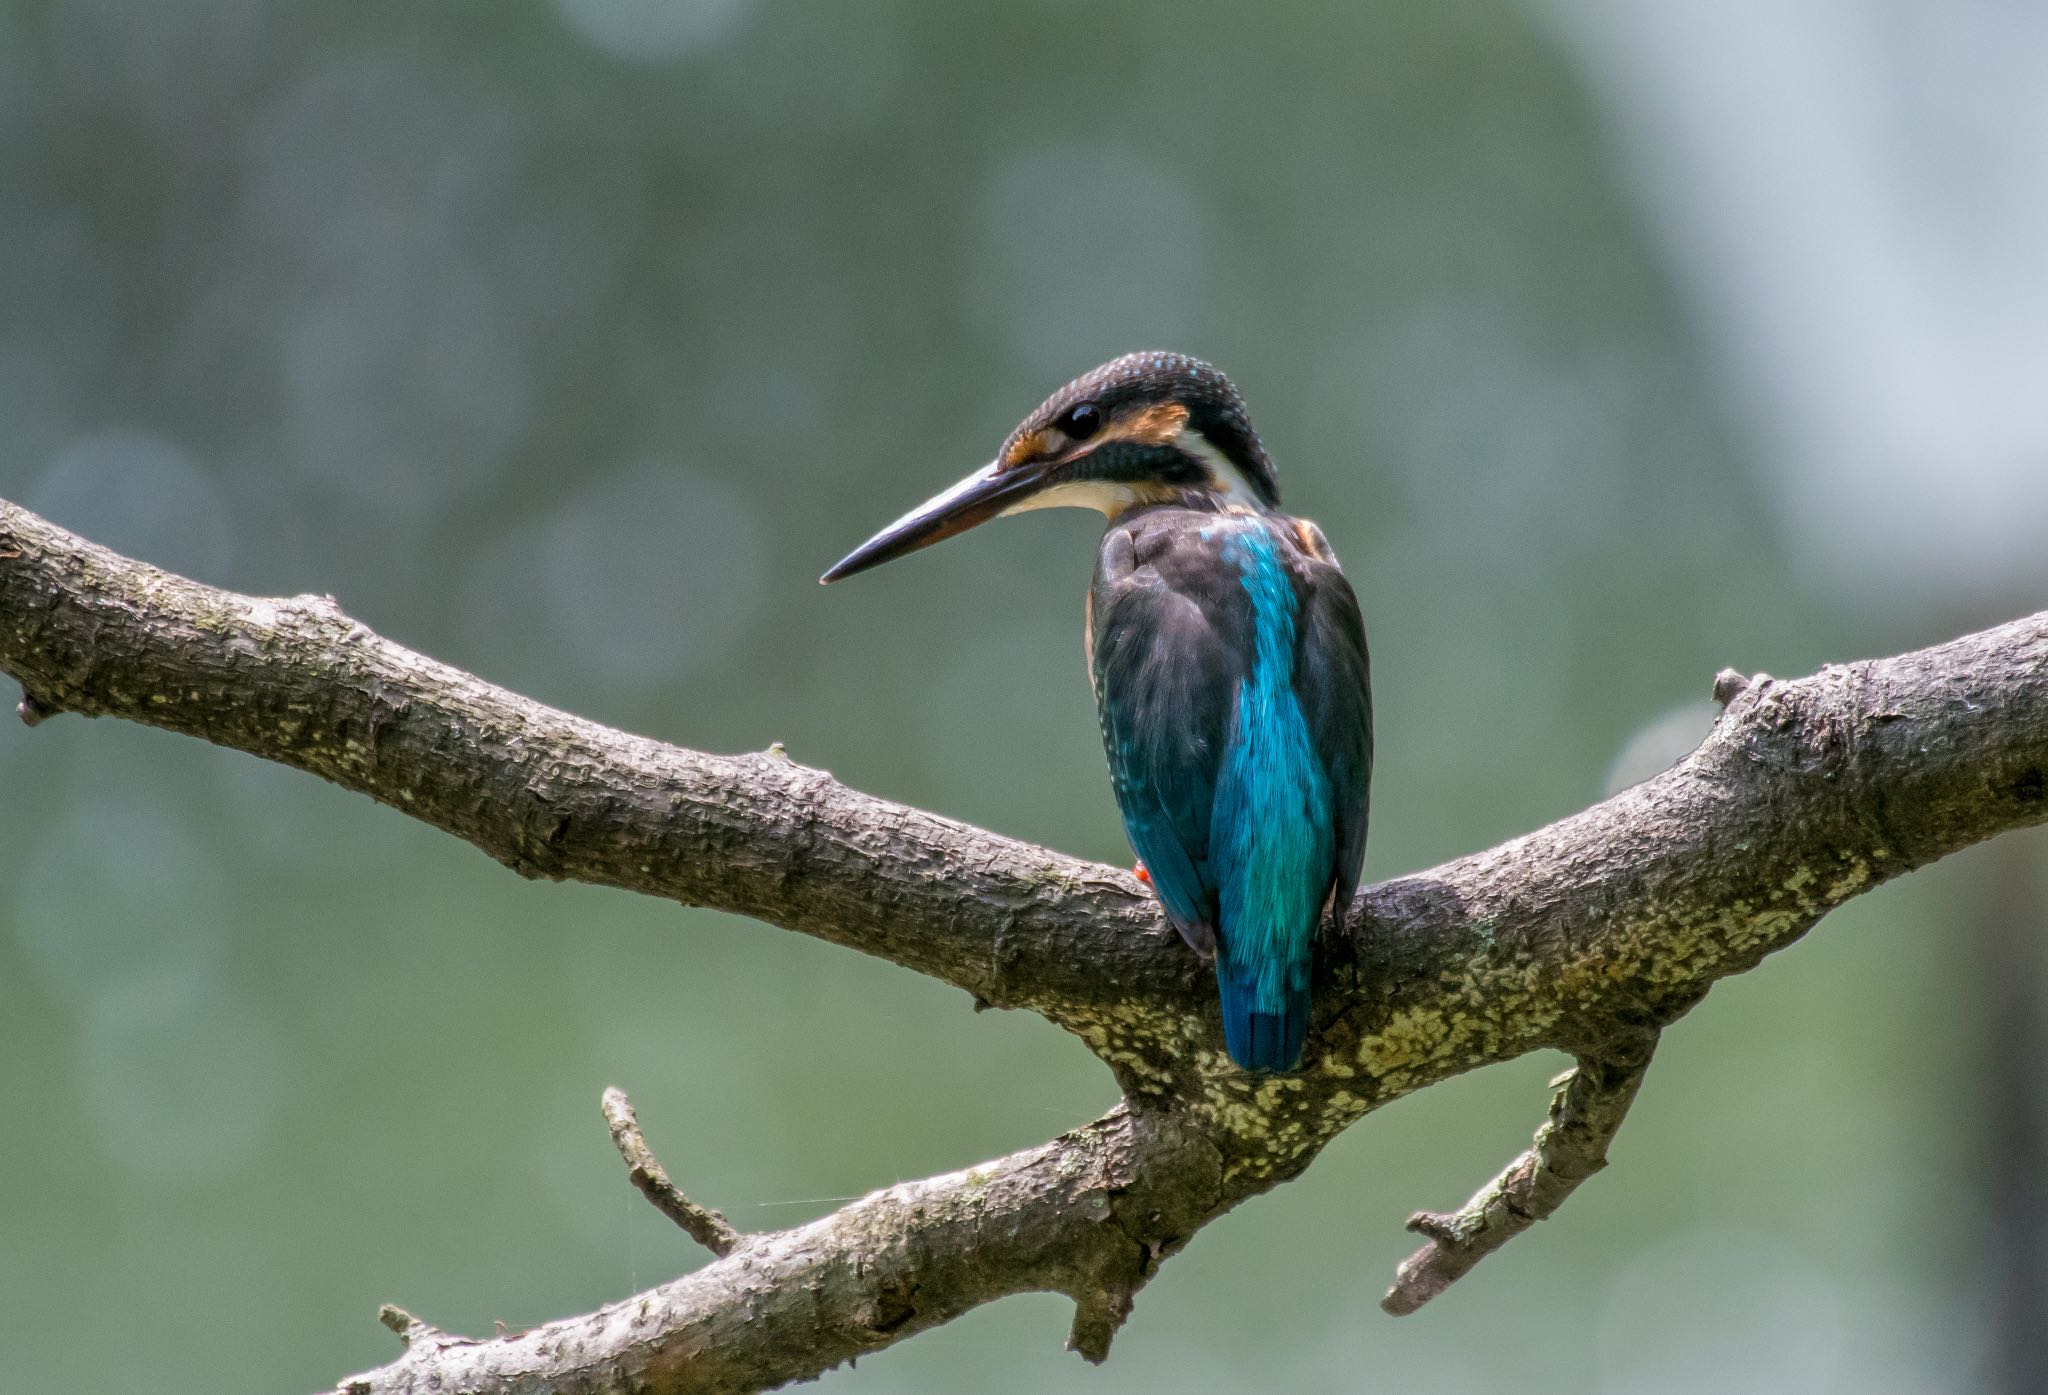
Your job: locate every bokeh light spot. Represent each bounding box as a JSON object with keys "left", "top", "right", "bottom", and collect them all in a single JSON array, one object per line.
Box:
[
  {"left": 78, "top": 976, "right": 292, "bottom": 1186},
  {"left": 30, "top": 429, "right": 235, "bottom": 582},
  {"left": 552, "top": 0, "right": 753, "bottom": 65},
  {"left": 537, "top": 461, "right": 769, "bottom": 688},
  {"left": 282, "top": 270, "right": 533, "bottom": 513},
  {"left": 1598, "top": 1226, "right": 1844, "bottom": 1395},
  {"left": 969, "top": 143, "right": 1214, "bottom": 377},
  {"left": 1604, "top": 698, "right": 1718, "bottom": 797},
  {"left": 15, "top": 796, "right": 231, "bottom": 1007}
]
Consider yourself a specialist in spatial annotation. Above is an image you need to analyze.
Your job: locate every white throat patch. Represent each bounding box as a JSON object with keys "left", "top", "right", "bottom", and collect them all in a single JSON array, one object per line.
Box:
[{"left": 999, "top": 478, "right": 1142, "bottom": 518}]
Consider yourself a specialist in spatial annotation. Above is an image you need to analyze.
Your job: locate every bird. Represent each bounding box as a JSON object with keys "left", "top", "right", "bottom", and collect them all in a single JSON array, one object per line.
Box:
[{"left": 822, "top": 352, "right": 1372, "bottom": 1072}]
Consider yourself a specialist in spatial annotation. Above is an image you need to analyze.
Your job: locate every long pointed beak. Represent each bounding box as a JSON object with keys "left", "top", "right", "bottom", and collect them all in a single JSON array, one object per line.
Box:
[{"left": 820, "top": 458, "right": 1051, "bottom": 584}]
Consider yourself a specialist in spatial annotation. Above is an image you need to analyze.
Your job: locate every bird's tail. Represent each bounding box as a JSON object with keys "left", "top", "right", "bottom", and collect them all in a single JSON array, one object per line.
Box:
[{"left": 1216, "top": 958, "right": 1308, "bottom": 1072}]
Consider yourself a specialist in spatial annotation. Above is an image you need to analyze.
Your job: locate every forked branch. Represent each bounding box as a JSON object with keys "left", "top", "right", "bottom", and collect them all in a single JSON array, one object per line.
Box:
[{"left": 5, "top": 496, "right": 2048, "bottom": 1393}]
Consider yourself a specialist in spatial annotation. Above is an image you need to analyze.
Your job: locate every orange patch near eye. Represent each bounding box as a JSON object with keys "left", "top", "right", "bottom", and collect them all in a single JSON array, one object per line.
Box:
[
  {"left": 1103, "top": 401, "right": 1190, "bottom": 448},
  {"left": 1002, "top": 429, "right": 1049, "bottom": 469}
]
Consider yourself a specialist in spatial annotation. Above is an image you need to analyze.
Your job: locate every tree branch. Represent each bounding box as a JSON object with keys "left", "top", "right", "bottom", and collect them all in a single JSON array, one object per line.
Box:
[
  {"left": 601, "top": 1088, "right": 743, "bottom": 1257},
  {"left": 1382, "top": 1034, "right": 1656, "bottom": 1314},
  {"left": 6, "top": 495, "right": 2048, "bottom": 1393}
]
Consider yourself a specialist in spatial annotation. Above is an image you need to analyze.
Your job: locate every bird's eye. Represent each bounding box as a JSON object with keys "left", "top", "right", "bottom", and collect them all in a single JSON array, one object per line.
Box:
[{"left": 1059, "top": 402, "right": 1102, "bottom": 441}]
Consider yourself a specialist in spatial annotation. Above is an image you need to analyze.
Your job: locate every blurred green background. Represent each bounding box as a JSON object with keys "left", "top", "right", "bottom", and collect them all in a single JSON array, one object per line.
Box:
[{"left": 3, "top": 1, "right": 2045, "bottom": 1392}]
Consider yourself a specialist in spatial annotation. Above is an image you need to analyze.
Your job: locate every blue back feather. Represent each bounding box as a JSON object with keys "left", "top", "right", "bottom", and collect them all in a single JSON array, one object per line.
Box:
[{"left": 1209, "top": 527, "right": 1331, "bottom": 1070}]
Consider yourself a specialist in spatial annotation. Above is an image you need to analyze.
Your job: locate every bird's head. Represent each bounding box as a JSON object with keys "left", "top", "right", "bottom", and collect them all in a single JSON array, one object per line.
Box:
[{"left": 821, "top": 351, "right": 1277, "bottom": 583}]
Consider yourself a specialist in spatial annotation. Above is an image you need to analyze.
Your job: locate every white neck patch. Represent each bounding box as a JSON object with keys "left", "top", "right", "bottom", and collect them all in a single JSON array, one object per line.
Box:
[{"left": 1173, "top": 426, "right": 1271, "bottom": 511}]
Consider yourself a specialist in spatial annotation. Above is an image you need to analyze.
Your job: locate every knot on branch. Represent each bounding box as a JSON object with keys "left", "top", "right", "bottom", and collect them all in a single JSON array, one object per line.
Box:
[
  {"left": 17, "top": 685, "right": 59, "bottom": 726},
  {"left": 1712, "top": 668, "right": 1753, "bottom": 707}
]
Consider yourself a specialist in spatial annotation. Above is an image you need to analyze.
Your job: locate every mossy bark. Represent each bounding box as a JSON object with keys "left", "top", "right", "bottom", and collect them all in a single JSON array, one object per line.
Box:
[{"left": 5, "top": 497, "right": 2047, "bottom": 1392}]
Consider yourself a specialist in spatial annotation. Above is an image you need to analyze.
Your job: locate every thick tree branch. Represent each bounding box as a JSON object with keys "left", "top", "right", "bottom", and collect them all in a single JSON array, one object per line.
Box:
[
  {"left": 6, "top": 496, "right": 2048, "bottom": 1393},
  {"left": 341, "top": 1104, "right": 1206, "bottom": 1394}
]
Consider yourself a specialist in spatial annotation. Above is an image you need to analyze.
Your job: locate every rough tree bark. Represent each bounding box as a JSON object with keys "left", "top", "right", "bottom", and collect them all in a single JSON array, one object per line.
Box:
[{"left": 4, "top": 495, "right": 2046, "bottom": 1394}]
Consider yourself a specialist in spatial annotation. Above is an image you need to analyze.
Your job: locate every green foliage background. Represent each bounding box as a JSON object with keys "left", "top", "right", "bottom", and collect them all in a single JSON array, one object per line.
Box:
[{"left": 1, "top": 2, "right": 2038, "bottom": 1391}]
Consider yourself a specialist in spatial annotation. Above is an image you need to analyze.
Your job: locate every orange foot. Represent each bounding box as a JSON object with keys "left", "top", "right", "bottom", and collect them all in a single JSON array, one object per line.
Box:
[{"left": 1133, "top": 861, "right": 1151, "bottom": 885}]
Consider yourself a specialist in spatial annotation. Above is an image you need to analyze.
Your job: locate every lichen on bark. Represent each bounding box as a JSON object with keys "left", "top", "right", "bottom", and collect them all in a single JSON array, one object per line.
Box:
[{"left": 5, "top": 495, "right": 2048, "bottom": 1393}]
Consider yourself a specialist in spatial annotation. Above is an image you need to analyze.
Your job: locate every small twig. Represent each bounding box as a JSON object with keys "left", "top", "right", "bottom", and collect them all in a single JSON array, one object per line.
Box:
[
  {"left": 1381, "top": 1036, "right": 1656, "bottom": 1315},
  {"left": 377, "top": 1304, "right": 442, "bottom": 1344},
  {"left": 601, "top": 1086, "right": 742, "bottom": 1257},
  {"left": 342, "top": 1303, "right": 477, "bottom": 1392},
  {"left": 372, "top": 1302, "right": 475, "bottom": 1354}
]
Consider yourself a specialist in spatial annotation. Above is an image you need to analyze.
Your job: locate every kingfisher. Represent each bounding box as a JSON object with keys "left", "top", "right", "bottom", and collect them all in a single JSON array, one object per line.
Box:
[{"left": 822, "top": 352, "right": 1371, "bottom": 1072}]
